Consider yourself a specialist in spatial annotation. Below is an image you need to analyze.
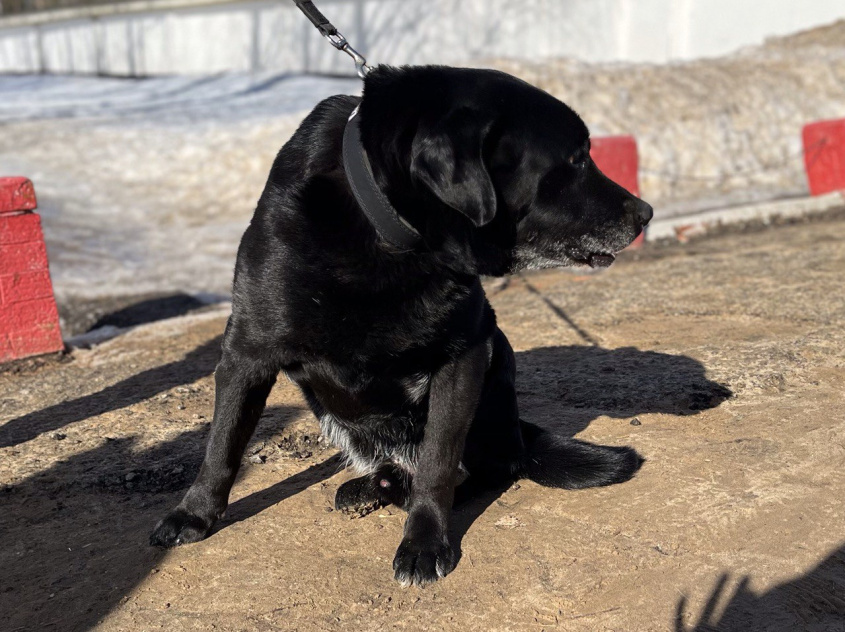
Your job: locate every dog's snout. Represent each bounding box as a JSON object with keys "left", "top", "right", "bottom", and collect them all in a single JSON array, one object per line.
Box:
[{"left": 625, "top": 198, "right": 653, "bottom": 226}]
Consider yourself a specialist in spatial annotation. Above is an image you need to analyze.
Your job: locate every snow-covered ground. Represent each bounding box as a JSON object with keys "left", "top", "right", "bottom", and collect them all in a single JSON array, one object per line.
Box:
[
  {"left": 0, "top": 73, "right": 360, "bottom": 123},
  {"left": 1, "top": 21, "right": 843, "bottom": 318},
  {"left": 0, "top": 73, "right": 361, "bottom": 305}
]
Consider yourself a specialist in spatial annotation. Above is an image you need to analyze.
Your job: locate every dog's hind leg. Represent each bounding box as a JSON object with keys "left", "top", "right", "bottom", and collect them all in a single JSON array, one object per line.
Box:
[
  {"left": 150, "top": 345, "right": 276, "bottom": 548},
  {"left": 463, "top": 328, "right": 642, "bottom": 492},
  {"left": 460, "top": 328, "right": 525, "bottom": 494},
  {"left": 335, "top": 463, "right": 411, "bottom": 514}
]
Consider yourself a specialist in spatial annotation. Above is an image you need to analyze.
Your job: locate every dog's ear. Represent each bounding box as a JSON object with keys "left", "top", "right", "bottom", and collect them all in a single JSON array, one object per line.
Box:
[{"left": 410, "top": 107, "right": 496, "bottom": 227}]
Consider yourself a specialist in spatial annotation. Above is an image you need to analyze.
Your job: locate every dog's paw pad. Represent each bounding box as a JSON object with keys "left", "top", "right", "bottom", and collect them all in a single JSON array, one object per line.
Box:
[
  {"left": 392, "top": 537, "right": 456, "bottom": 587},
  {"left": 150, "top": 509, "right": 211, "bottom": 548},
  {"left": 335, "top": 477, "right": 382, "bottom": 516},
  {"left": 340, "top": 498, "right": 382, "bottom": 518}
]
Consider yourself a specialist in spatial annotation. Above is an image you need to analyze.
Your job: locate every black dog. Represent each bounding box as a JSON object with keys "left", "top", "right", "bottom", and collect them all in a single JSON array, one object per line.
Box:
[{"left": 151, "top": 66, "right": 653, "bottom": 587}]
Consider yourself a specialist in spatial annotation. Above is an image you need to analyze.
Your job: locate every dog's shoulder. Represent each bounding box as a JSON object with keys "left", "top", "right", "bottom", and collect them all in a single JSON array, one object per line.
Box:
[
  {"left": 263, "top": 94, "right": 360, "bottom": 191},
  {"left": 227, "top": 76, "right": 500, "bottom": 366}
]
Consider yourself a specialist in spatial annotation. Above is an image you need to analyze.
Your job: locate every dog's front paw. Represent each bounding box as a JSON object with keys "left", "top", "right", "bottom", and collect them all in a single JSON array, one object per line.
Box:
[
  {"left": 150, "top": 508, "right": 214, "bottom": 548},
  {"left": 392, "top": 535, "right": 456, "bottom": 587}
]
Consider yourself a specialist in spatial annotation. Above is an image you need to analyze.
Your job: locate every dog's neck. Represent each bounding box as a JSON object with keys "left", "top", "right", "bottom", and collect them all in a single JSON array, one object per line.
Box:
[{"left": 342, "top": 106, "right": 423, "bottom": 252}]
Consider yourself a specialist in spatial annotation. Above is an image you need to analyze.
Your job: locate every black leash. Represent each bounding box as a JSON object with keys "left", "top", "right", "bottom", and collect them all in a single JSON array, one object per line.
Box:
[
  {"left": 293, "top": 0, "right": 422, "bottom": 250},
  {"left": 292, "top": 0, "right": 371, "bottom": 79}
]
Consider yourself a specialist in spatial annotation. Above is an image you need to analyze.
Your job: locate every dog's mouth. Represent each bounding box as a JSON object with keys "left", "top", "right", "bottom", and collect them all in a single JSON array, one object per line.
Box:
[
  {"left": 569, "top": 251, "right": 617, "bottom": 268},
  {"left": 512, "top": 242, "right": 621, "bottom": 272},
  {"left": 587, "top": 253, "right": 616, "bottom": 268}
]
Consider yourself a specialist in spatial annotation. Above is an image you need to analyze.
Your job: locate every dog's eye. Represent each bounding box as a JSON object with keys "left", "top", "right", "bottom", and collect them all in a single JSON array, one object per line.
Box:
[{"left": 568, "top": 149, "right": 587, "bottom": 167}]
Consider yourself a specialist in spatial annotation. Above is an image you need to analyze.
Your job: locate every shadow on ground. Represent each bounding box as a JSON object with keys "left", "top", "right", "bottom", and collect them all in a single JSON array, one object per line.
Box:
[
  {"left": 676, "top": 544, "right": 845, "bottom": 631},
  {"left": 515, "top": 345, "right": 733, "bottom": 434},
  {"left": 58, "top": 292, "right": 227, "bottom": 338},
  {"left": 0, "top": 401, "right": 316, "bottom": 632},
  {"left": 1, "top": 342, "right": 733, "bottom": 631},
  {"left": 87, "top": 293, "right": 215, "bottom": 331},
  {"left": 0, "top": 335, "right": 223, "bottom": 448},
  {"left": 446, "top": 344, "right": 733, "bottom": 565}
]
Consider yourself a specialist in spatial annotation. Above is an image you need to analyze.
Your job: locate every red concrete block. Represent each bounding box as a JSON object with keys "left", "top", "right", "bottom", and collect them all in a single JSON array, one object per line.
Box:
[
  {"left": 0, "top": 213, "right": 44, "bottom": 245},
  {"left": 7, "top": 324, "right": 63, "bottom": 360},
  {"left": 0, "top": 333, "right": 13, "bottom": 359},
  {"left": 591, "top": 135, "right": 644, "bottom": 247},
  {"left": 591, "top": 135, "right": 640, "bottom": 196},
  {"left": 0, "top": 270, "right": 63, "bottom": 361},
  {"left": 0, "top": 297, "right": 59, "bottom": 330},
  {"left": 803, "top": 119, "right": 845, "bottom": 196},
  {"left": 0, "top": 177, "right": 63, "bottom": 361},
  {"left": 0, "top": 296, "right": 62, "bottom": 360},
  {"left": 1, "top": 271, "right": 56, "bottom": 304},
  {"left": 0, "top": 177, "right": 37, "bottom": 214},
  {"left": 0, "top": 239, "right": 50, "bottom": 273}
]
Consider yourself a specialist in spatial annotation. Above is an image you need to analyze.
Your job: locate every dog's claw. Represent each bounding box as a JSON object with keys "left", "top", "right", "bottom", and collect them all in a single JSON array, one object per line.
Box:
[
  {"left": 392, "top": 536, "right": 456, "bottom": 587},
  {"left": 150, "top": 508, "right": 213, "bottom": 548}
]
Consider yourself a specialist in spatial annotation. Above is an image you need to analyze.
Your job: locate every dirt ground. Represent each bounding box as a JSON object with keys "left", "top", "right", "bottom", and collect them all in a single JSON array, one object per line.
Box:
[{"left": 2, "top": 216, "right": 845, "bottom": 632}]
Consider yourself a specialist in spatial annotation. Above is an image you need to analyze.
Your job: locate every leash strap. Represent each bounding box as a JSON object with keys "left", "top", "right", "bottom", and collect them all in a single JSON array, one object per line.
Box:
[
  {"left": 292, "top": 4, "right": 404, "bottom": 246},
  {"left": 292, "top": 0, "right": 336, "bottom": 37},
  {"left": 343, "top": 107, "right": 423, "bottom": 251},
  {"left": 291, "top": 0, "right": 372, "bottom": 78}
]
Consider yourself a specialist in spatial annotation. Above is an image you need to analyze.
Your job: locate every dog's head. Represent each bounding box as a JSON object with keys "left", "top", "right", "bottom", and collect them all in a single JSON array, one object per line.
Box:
[{"left": 360, "top": 66, "right": 652, "bottom": 275}]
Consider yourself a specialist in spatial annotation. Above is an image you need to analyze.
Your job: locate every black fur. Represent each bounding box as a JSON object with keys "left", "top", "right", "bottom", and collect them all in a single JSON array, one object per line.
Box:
[
  {"left": 519, "top": 420, "right": 644, "bottom": 489},
  {"left": 150, "top": 66, "right": 653, "bottom": 586}
]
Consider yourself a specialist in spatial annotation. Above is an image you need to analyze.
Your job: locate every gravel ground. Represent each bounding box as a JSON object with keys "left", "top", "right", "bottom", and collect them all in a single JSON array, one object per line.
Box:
[
  {"left": 2, "top": 216, "right": 844, "bottom": 631},
  {"left": 0, "top": 74, "right": 360, "bottom": 308}
]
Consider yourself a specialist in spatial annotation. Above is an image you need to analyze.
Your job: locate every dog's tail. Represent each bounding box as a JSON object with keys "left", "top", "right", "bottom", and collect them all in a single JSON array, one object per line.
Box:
[{"left": 518, "top": 421, "right": 643, "bottom": 489}]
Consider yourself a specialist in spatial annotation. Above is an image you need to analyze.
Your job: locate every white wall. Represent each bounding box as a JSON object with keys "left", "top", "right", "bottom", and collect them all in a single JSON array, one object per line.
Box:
[{"left": 0, "top": 0, "right": 843, "bottom": 75}]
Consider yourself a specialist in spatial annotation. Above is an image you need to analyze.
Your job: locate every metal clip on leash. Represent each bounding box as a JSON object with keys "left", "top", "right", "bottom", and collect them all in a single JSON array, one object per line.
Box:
[
  {"left": 292, "top": 0, "right": 372, "bottom": 79},
  {"left": 326, "top": 32, "right": 371, "bottom": 80}
]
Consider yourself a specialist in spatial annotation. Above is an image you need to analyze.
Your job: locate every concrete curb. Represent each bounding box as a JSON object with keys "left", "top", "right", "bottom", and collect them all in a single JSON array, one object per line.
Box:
[
  {"left": 0, "top": 0, "right": 244, "bottom": 28},
  {"left": 65, "top": 303, "right": 231, "bottom": 350},
  {"left": 647, "top": 190, "right": 845, "bottom": 242}
]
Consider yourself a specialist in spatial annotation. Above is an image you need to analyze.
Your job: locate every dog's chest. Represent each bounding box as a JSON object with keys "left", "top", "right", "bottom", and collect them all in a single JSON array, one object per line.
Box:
[
  {"left": 287, "top": 361, "right": 431, "bottom": 421},
  {"left": 286, "top": 362, "right": 432, "bottom": 473}
]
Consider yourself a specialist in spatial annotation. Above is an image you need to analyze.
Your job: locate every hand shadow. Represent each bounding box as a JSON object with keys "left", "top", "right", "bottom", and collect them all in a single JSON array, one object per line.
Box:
[{"left": 676, "top": 543, "right": 845, "bottom": 631}]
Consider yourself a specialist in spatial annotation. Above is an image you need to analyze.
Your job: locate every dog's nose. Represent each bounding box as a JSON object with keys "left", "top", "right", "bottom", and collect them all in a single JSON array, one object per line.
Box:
[{"left": 625, "top": 198, "right": 653, "bottom": 226}]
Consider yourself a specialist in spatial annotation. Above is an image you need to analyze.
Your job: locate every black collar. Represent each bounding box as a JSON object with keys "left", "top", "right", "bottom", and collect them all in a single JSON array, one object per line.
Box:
[{"left": 342, "top": 106, "right": 423, "bottom": 251}]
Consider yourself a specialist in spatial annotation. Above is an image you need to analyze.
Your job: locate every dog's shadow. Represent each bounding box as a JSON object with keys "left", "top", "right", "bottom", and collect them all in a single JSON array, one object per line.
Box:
[
  {"left": 144, "top": 343, "right": 729, "bottom": 580},
  {"left": 449, "top": 344, "right": 732, "bottom": 562},
  {"left": 223, "top": 344, "right": 732, "bottom": 571},
  {"left": 514, "top": 345, "right": 732, "bottom": 434}
]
